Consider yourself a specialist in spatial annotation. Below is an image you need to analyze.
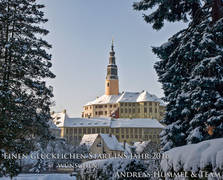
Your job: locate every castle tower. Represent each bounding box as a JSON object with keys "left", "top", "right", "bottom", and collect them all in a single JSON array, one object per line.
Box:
[{"left": 105, "top": 40, "right": 119, "bottom": 95}]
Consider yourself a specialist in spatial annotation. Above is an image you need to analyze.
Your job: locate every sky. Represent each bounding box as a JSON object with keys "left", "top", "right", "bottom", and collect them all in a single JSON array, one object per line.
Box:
[{"left": 41, "top": 0, "right": 187, "bottom": 117}]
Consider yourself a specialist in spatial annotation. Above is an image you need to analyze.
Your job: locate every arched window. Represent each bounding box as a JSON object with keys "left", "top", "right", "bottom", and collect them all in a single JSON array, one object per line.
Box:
[{"left": 107, "top": 82, "right": 109, "bottom": 87}]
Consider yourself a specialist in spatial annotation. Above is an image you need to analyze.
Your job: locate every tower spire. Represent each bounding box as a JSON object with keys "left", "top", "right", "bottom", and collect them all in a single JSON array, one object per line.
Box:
[
  {"left": 111, "top": 38, "right": 114, "bottom": 51},
  {"left": 105, "top": 40, "right": 119, "bottom": 95},
  {"left": 109, "top": 39, "right": 116, "bottom": 65}
]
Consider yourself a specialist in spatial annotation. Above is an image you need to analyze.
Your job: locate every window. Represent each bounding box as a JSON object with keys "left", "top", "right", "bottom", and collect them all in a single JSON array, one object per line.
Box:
[
  {"left": 101, "top": 128, "right": 105, "bottom": 133},
  {"left": 149, "top": 108, "right": 152, "bottom": 113},
  {"left": 87, "top": 128, "right": 91, "bottom": 134},
  {"left": 104, "top": 105, "right": 107, "bottom": 108},
  {"left": 83, "top": 128, "right": 86, "bottom": 134},
  {"left": 134, "top": 128, "right": 138, "bottom": 133},
  {"left": 121, "top": 109, "right": 123, "bottom": 113},
  {"left": 78, "top": 129, "right": 82, "bottom": 134},
  {"left": 97, "top": 128, "right": 100, "bottom": 133},
  {"left": 126, "top": 135, "right": 129, "bottom": 139},
  {"left": 110, "top": 105, "right": 112, "bottom": 108},
  {"left": 99, "top": 111, "right": 103, "bottom": 115},
  {"left": 125, "top": 109, "right": 127, "bottom": 113},
  {"left": 144, "top": 108, "right": 147, "bottom": 113},
  {"left": 125, "top": 103, "right": 127, "bottom": 106},
  {"left": 97, "top": 143, "right": 102, "bottom": 147},
  {"left": 106, "top": 128, "right": 109, "bottom": 133},
  {"left": 155, "top": 108, "right": 157, "bottom": 113},
  {"left": 133, "top": 103, "right": 135, "bottom": 106},
  {"left": 121, "top": 128, "right": 124, "bottom": 134},
  {"left": 92, "top": 128, "right": 95, "bottom": 133},
  {"left": 96, "top": 112, "right": 98, "bottom": 115},
  {"left": 105, "top": 111, "right": 107, "bottom": 115},
  {"left": 122, "top": 135, "right": 124, "bottom": 138},
  {"left": 126, "top": 128, "right": 129, "bottom": 134},
  {"left": 114, "top": 104, "right": 117, "bottom": 108},
  {"left": 138, "top": 109, "right": 140, "bottom": 113},
  {"left": 132, "top": 109, "right": 135, "bottom": 113},
  {"left": 111, "top": 128, "right": 114, "bottom": 133},
  {"left": 129, "top": 109, "right": 131, "bottom": 113},
  {"left": 116, "top": 128, "right": 119, "bottom": 133},
  {"left": 120, "top": 103, "right": 123, "bottom": 107},
  {"left": 149, "top": 102, "right": 152, "bottom": 106},
  {"left": 135, "top": 135, "right": 138, "bottom": 138},
  {"left": 144, "top": 102, "right": 147, "bottom": 105},
  {"left": 107, "top": 82, "right": 109, "bottom": 87},
  {"left": 130, "top": 128, "right": 133, "bottom": 133}
]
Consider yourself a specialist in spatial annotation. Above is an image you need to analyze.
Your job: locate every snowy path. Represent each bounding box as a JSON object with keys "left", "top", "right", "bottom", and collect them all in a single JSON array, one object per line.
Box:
[{"left": 0, "top": 174, "right": 76, "bottom": 180}]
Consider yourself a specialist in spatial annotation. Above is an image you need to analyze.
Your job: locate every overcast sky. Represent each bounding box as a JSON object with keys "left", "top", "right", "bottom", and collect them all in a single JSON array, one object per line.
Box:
[{"left": 41, "top": 0, "right": 186, "bottom": 117}]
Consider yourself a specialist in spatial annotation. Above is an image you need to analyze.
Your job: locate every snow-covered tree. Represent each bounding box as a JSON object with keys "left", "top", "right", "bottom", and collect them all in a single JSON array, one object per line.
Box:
[
  {"left": 0, "top": 0, "right": 55, "bottom": 177},
  {"left": 79, "top": 158, "right": 148, "bottom": 180},
  {"left": 133, "top": 0, "right": 223, "bottom": 151},
  {"left": 185, "top": 17, "right": 223, "bottom": 144},
  {"left": 133, "top": 0, "right": 223, "bottom": 29},
  {"left": 22, "top": 139, "right": 89, "bottom": 173}
]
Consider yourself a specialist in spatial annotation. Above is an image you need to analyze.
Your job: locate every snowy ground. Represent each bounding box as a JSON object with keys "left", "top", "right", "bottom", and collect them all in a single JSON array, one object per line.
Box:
[{"left": 0, "top": 174, "right": 76, "bottom": 180}]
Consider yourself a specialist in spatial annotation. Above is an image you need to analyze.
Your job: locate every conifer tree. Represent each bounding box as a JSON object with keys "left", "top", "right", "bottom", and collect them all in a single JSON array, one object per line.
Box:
[
  {"left": 0, "top": 0, "right": 55, "bottom": 177},
  {"left": 134, "top": 0, "right": 223, "bottom": 150}
]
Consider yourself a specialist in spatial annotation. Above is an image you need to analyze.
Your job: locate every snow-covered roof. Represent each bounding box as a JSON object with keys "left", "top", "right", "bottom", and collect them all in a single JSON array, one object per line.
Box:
[
  {"left": 85, "top": 94, "right": 120, "bottom": 106},
  {"left": 100, "top": 134, "right": 124, "bottom": 151},
  {"left": 80, "top": 134, "right": 125, "bottom": 151},
  {"left": 117, "top": 92, "right": 140, "bottom": 102},
  {"left": 85, "top": 91, "right": 165, "bottom": 106},
  {"left": 80, "top": 134, "right": 98, "bottom": 148},
  {"left": 110, "top": 118, "right": 165, "bottom": 128},
  {"left": 51, "top": 112, "right": 164, "bottom": 129}
]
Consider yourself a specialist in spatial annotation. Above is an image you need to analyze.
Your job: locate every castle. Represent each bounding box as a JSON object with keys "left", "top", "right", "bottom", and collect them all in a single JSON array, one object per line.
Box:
[
  {"left": 82, "top": 40, "right": 165, "bottom": 120},
  {"left": 52, "top": 41, "right": 165, "bottom": 145}
]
